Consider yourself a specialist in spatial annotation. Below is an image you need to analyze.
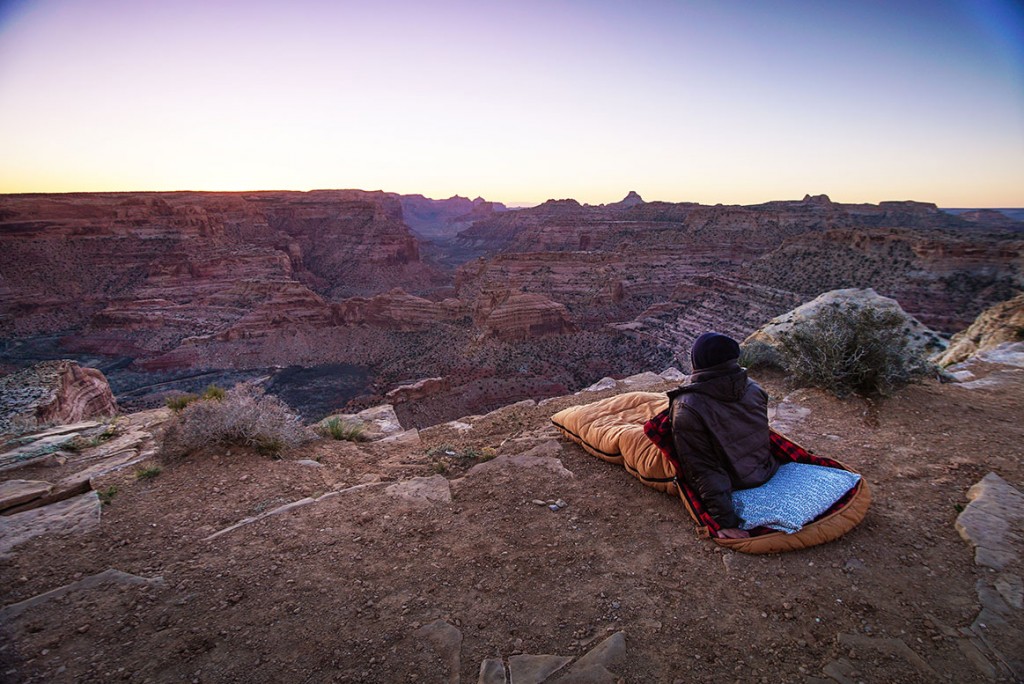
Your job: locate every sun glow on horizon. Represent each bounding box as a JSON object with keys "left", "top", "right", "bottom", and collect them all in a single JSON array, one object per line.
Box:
[{"left": 1, "top": 0, "right": 1022, "bottom": 207}]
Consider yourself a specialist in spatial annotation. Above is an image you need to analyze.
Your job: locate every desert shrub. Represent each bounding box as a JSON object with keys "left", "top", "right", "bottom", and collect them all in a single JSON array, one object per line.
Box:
[
  {"left": 201, "top": 384, "right": 227, "bottom": 401},
  {"left": 316, "top": 416, "right": 366, "bottom": 442},
  {"left": 776, "top": 303, "right": 931, "bottom": 397},
  {"left": 738, "top": 340, "right": 782, "bottom": 370},
  {"left": 166, "top": 393, "right": 199, "bottom": 412},
  {"left": 161, "top": 384, "right": 313, "bottom": 459},
  {"left": 98, "top": 486, "right": 118, "bottom": 505},
  {"left": 136, "top": 465, "right": 162, "bottom": 480}
]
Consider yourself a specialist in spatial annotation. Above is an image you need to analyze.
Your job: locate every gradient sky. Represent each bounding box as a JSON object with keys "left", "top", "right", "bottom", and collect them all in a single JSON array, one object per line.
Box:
[{"left": 1, "top": 0, "right": 1022, "bottom": 206}]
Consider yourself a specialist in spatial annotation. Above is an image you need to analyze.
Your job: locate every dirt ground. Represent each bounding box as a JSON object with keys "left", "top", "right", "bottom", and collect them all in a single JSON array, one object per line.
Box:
[{"left": 1, "top": 360, "right": 1022, "bottom": 683}]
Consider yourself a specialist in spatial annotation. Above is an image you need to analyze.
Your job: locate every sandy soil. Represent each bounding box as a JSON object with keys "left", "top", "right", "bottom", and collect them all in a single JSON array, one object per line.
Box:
[{"left": 1, "top": 361, "right": 1022, "bottom": 683}]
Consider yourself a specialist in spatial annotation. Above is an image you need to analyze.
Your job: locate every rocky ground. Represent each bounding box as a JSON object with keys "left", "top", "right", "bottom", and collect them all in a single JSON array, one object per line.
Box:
[{"left": 0, "top": 351, "right": 1022, "bottom": 683}]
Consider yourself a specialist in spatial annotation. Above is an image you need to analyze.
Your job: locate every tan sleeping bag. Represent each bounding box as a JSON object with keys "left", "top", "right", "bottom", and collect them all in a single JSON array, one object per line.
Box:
[
  {"left": 551, "top": 392, "right": 676, "bottom": 493},
  {"left": 552, "top": 391, "right": 870, "bottom": 554}
]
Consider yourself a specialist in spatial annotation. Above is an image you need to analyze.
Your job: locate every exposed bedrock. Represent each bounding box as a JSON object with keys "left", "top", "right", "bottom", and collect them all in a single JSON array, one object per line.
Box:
[
  {"left": 0, "top": 361, "right": 117, "bottom": 434},
  {"left": 936, "top": 293, "right": 1024, "bottom": 367}
]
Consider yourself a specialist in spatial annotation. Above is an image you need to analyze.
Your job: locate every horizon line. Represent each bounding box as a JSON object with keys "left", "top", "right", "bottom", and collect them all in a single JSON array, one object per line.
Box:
[{"left": 1, "top": 187, "right": 1021, "bottom": 210}]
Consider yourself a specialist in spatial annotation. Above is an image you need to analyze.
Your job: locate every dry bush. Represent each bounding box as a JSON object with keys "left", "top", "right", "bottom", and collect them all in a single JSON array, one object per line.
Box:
[
  {"left": 777, "top": 303, "right": 931, "bottom": 397},
  {"left": 161, "top": 384, "right": 313, "bottom": 459}
]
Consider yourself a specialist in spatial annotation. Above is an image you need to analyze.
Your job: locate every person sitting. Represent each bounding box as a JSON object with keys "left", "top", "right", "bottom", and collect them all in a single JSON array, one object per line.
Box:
[{"left": 669, "top": 332, "right": 778, "bottom": 539}]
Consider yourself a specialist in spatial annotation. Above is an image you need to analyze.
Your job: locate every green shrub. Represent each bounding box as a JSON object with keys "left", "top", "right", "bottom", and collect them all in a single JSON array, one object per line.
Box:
[
  {"left": 98, "top": 486, "right": 118, "bottom": 505},
  {"left": 201, "top": 384, "right": 226, "bottom": 401},
  {"left": 160, "top": 384, "right": 313, "bottom": 459},
  {"left": 316, "top": 416, "right": 367, "bottom": 442},
  {"left": 776, "top": 302, "right": 931, "bottom": 397},
  {"left": 166, "top": 393, "right": 199, "bottom": 412},
  {"left": 136, "top": 465, "right": 162, "bottom": 480},
  {"left": 738, "top": 340, "right": 782, "bottom": 370}
]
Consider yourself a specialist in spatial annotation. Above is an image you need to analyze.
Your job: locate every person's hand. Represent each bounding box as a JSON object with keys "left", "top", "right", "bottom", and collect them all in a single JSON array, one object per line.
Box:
[{"left": 717, "top": 527, "right": 750, "bottom": 539}]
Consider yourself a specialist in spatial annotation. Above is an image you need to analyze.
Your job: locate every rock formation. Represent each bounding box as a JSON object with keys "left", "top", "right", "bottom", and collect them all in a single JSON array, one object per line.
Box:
[
  {"left": 474, "top": 291, "right": 576, "bottom": 341},
  {"left": 936, "top": 294, "right": 1024, "bottom": 367},
  {"left": 334, "top": 289, "right": 466, "bottom": 331},
  {"left": 742, "top": 288, "right": 947, "bottom": 366},
  {"left": 0, "top": 361, "right": 117, "bottom": 434}
]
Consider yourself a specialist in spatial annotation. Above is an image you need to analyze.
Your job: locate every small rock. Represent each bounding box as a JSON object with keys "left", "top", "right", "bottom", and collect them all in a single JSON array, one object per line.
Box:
[
  {"left": 580, "top": 377, "right": 617, "bottom": 393},
  {"left": 532, "top": 500, "right": 547, "bottom": 506},
  {"left": 843, "top": 558, "right": 867, "bottom": 573},
  {"left": 555, "top": 499, "right": 568, "bottom": 509}
]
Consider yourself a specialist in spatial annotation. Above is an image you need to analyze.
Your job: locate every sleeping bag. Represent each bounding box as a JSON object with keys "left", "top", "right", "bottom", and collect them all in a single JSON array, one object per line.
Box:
[{"left": 551, "top": 391, "right": 870, "bottom": 554}]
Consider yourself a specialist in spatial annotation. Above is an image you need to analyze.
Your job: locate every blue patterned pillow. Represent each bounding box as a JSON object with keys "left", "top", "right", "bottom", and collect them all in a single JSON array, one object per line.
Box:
[{"left": 733, "top": 462, "right": 861, "bottom": 534}]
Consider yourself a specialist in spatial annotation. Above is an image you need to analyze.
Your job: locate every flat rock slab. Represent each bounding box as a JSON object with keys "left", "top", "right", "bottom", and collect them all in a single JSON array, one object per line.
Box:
[
  {"left": 458, "top": 441, "right": 571, "bottom": 483},
  {"left": 580, "top": 377, "right": 617, "bottom": 393},
  {"left": 955, "top": 473, "right": 1024, "bottom": 681},
  {"left": 977, "top": 341, "right": 1024, "bottom": 367},
  {"left": 619, "top": 371, "right": 666, "bottom": 389},
  {"left": 0, "top": 479, "right": 53, "bottom": 511},
  {"left": 955, "top": 472, "right": 1024, "bottom": 570},
  {"left": 379, "top": 428, "right": 422, "bottom": 448},
  {"left": 331, "top": 404, "right": 404, "bottom": 440},
  {"left": 508, "top": 654, "right": 571, "bottom": 684},
  {"left": 414, "top": 619, "right": 462, "bottom": 684},
  {"left": 567, "top": 632, "right": 625, "bottom": 673},
  {"left": 385, "top": 475, "right": 452, "bottom": 504},
  {"left": 6, "top": 420, "right": 103, "bottom": 442},
  {"left": 0, "top": 434, "right": 78, "bottom": 472},
  {"left": 0, "top": 568, "right": 164, "bottom": 623},
  {"left": 0, "top": 491, "right": 100, "bottom": 557},
  {"left": 478, "top": 658, "right": 507, "bottom": 684}
]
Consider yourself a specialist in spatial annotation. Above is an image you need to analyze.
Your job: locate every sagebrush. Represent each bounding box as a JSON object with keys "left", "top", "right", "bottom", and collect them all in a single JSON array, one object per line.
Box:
[
  {"left": 776, "top": 302, "right": 931, "bottom": 397},
  {"left": 161, "top": 384, "right": 312, "bottom": 459}
]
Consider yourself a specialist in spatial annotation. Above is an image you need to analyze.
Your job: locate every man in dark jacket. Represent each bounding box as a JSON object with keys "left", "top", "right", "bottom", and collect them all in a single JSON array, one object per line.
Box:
[{"left": 669, "top": 332, "right": 778, "bottom": 539}]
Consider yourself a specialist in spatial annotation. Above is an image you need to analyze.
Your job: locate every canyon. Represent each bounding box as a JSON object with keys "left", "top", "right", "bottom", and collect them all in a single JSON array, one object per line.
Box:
[{"left": 1, "top": 190, "right": 1021, "bottom": 425}]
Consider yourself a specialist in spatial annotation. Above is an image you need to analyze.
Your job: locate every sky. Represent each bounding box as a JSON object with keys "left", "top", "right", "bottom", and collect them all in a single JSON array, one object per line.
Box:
[{"left": 0, "top": 0, "right": 1022, "bottom": 207}]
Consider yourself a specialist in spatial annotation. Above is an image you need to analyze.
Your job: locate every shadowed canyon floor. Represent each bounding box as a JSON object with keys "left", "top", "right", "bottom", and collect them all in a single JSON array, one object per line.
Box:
[{"left": 1, "top": 353, "right": 1022, "bottom": 683}]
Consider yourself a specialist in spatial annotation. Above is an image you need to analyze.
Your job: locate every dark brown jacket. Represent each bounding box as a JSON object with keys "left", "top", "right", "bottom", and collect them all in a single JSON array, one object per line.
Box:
[{"left": 668, "top": 359, "right": 777, "bottom": 528}]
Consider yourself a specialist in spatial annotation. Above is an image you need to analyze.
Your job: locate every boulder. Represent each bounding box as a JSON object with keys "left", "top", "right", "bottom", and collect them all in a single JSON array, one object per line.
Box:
[
  {"left": 318, "top": 404, "right": 403, "bottom": 441},
  {"left": 743, "top": 288, "right": 946, "bottom": 367}
]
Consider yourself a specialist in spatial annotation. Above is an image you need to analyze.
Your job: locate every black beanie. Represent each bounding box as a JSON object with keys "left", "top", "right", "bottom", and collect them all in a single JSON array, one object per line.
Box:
[{"left": 690, "top": 332, "right": 741, "bottom": 371}]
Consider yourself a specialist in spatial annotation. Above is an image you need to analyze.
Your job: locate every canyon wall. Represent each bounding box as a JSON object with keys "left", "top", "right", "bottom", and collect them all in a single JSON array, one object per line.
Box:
[{"left": 1, "top": 190, "right": 1020, "bottom": 424}]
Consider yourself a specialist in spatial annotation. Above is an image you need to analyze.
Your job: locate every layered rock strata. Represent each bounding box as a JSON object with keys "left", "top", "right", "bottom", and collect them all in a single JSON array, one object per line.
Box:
[{"left": 0, "top": 361, "right": 117, "bottom": 434}]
